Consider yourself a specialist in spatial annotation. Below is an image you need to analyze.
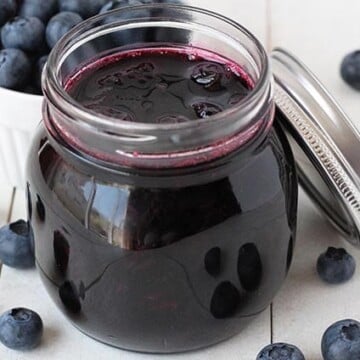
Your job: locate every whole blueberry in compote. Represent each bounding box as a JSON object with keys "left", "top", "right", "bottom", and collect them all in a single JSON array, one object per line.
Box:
[
  {"left": 0, "top": 49, "right": 31, "bottom": 90},
  {"left": 317, "top": 247, "right": 356, "bottom": 284},
  {"left": 59, "top": 0, "right": 108, "bottom": 19},
  {"left": 0, "top": 308, "right": 43, "bottom": 350},
  {"left": 19, "top": 0, "right": 58, "bottom": 23},
  {"left": 46, "top": 12, "right": 83, "bottom": 49},
  {"left": 341, "top": 51, "right": 360, "bottom": 90},
  {"left": 0, "top": 220, "right": 35, "bottom": 268},
  {"left": 322, "top": 319, "right": 360, "bottom": 360},
  {"left": 0, "top": 0, "right": 17, "bottom": 27},
  {"left": 257, "top": 343, "right": 305, "bottom": 360},
  {"left": 1, "top": 17, "right": 45, "bottom": 53}
]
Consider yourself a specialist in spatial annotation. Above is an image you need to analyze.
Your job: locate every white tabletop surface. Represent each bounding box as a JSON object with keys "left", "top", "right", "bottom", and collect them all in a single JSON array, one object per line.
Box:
[{"left": 1, "top": 1, "right": 360, "bottom": 359}]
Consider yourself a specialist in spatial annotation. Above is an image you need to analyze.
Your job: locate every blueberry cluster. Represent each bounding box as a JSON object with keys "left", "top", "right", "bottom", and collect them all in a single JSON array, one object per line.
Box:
[{"left": 0, "top": 0, "right": 184, "bottom": 94}]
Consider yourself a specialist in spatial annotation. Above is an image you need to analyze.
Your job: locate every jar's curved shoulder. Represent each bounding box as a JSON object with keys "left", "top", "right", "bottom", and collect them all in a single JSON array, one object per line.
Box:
[{"left": 26, "top": 122, "right": 298, "bottom": 250}]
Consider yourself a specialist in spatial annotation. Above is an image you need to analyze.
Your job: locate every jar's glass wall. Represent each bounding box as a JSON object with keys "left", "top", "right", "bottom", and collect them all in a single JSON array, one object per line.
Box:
[{"left": 27, "top": 4, "right": 298, "bottom": 354}]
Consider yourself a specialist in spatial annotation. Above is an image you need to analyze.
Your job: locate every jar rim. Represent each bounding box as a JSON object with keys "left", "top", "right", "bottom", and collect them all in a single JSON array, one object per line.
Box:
[
  {"left": 44, "top": 4, "right": 271, "bottom": 133},
  {"left": 43, "top": 4, "right": 274, "bottom": 169}
]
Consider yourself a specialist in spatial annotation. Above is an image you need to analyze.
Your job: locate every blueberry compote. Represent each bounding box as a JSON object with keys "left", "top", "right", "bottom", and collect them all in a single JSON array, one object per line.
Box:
[
  {"left": 27, "top": 46, "right": 298, "bottom": 353},
  {"left": 66, "top": 47, "right": 252, "bottom": 123}
]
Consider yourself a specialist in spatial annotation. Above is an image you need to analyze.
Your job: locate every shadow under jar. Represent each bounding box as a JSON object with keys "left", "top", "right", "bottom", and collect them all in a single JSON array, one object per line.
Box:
[{"left": 26, "top": 4, "right": 298, "bottom": 354}]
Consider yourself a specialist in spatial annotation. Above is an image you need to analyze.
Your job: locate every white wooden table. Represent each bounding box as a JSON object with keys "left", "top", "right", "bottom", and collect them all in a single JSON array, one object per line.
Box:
[{"left": 1, "top": 1, "right": 360, "bottom": 359}]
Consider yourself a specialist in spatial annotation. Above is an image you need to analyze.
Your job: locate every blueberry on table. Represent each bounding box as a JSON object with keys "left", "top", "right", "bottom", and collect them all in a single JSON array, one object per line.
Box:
[
  {"left": 322, "top": 319, "right": 360, "bottom": 360},
  {"left": 1, "top": 17, "right": 45, "bottom": 53},
  {"left": 46, "top": 12, "right": 83, "bottom": 48},
  {"left": 0, "top": 220, "right": 35, "bottom": 268},
  {"left": 0, "top": 0, "right": 17, "bottom": 27},
  {"left": 257, "top": 343, "right": 305, "bottom": 360},
  {"left": 341, "top": 51, "right": 360, "bottom": 90},
  {"left": 0, "top": 49, "right": 31, "bottom": 90},
  {"left": 317, "top": 247, "right": 356, "bottom": 284},
  {"left": 19, "top": 0, "right": 58, "bottom": 23},
  {"left": 0, "top": 308, "right": 43, "bottom": 351},
  {"left": 59, "top": 0, "right": 108, "bottom": 18}
]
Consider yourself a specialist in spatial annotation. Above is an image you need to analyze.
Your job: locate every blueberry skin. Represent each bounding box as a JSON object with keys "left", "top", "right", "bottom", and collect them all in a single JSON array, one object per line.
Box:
[
  {"left": 100, "top": 0, "right": 183, "bottom": 14},
  {"left": 257, "top": 343, "right": 305, "bottom": 360},
  {"left": 341, "top": 51, "right": 360, "bottom": 90},
  {"left": 0, "top": 0, "right": 17, "bottom": 27},
  {"left": 317, "top": 247, "right": 356, "bottom": 284},
  {"left": 19, "top": 0, "right": 58, "bottom": 23},
  {"left": 59, "top": 0, "right": 109, "bottom": 18},
  {"left": 46, "top": 12, "right": 83, "bottom": 48},
  {"left": 1, "top": 17, "right": 45, "bottom": 53},
  {"left": 0, "top": 49, "right": 31, "bottom": 90},
  {"left": 0, "top": 308, "right": 43, "bottom": 350},
  {"left": 99, "top": 0, "right": 144, "bottom": 14},
  {"left": 322, "top": 319, "right": 360, "bottom": 360},
  {"left": 0, "top": 220, "right": 35, "bottom": 268},
  {"left": 35, "top": 55, "right": 48, "bottom": 91}
]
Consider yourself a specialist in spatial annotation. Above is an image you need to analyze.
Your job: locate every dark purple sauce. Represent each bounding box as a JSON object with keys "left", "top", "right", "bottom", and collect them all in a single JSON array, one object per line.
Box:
[{"left": 65, "top": 47, "right": 253, "bottom": 123}]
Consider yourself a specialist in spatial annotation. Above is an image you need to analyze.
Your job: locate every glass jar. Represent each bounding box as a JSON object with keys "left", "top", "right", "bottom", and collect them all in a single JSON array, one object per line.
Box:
[{"left": 26, "top": 5, "right": 298, "bottom": 353}]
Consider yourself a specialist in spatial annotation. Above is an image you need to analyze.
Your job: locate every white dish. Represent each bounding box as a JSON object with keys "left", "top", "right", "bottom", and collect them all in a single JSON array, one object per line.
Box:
[{"left": 0, "top": 86, "right": 43, "bottom": 188}]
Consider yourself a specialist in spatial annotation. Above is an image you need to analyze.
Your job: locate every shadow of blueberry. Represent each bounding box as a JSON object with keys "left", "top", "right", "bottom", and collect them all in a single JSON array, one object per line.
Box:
[
  {"left": 53, "top": 231, "right": 70, "bottom": 276},
  {"left": 237, "top": 243, "right": 262, "bottom": 291},
  {"left": 59, "top": 281, "right": 81, "bottom": 314},
  {"left": 36, "top": 195, "right": 45, "bottom": 222},
  {"left": 210, "top": 281, "right": 240, "bottom": 319},
  {"left": 26, "top": 183, "right": 32, "bottom": 221},
  {"left": 204, "top": 247, "right": 221, "bottom": 277}
]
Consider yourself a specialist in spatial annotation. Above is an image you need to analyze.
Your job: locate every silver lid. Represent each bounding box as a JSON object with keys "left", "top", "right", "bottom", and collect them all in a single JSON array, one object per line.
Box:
[{"left": 270, "top": 48, "right": 360, "bottom": 246}]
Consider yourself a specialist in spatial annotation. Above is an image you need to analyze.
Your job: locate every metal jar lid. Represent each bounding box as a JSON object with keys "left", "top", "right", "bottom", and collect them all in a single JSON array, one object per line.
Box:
[{"left": 270, "top": 48, "right": 360, "bottom": 246}]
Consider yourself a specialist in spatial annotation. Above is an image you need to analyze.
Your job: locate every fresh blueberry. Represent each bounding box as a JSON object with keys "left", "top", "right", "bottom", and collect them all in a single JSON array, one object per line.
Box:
[
  {"left": 317, "top": 247, "right": 356, "bottom": 284},
  {"left": 1, "top": 17, "right": 45, "bottom": 53},
  {"left": 59, "top": 0, "right": 108, "bottom": 18},
  {"left": 46, "top": 12, "right": 83, "bottom": 49},
  {"left": 0, "top": 308, "right": 43, "bottom": 350},
  {"left": 0, "top": 49, "right": 31, "bottom": 90},
  {"left": 341, "top": 51, "right": 360, "bottom": 90},
  {"left": 0, "top": 220, "right": 35, "bottom": 268},
  {"left": 99, "top": 1, "right": 151, "bottom": 46},
  {"left": 23, "top": 84, "right": 42, "bottom": 95},
  {"left": 35, "top": 55, "right": 48, "bottom": 91},
  {"left": 99, "top": 0, "right": 144, "bottom": 14},
  {"left": 0, "top": 0, "right": 17, "bottom": 27},
  {"left": 19, "top": 0, "right": 58, "bottom": 23},
  {"left": 322, "top": 319, "right": 360, "bottom": 360},
  {"left": 257, "top": 343, "right": 305, "bottom": 360}
]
